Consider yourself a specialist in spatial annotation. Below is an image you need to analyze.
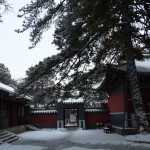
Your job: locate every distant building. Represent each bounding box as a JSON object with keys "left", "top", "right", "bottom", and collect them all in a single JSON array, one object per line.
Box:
[
  {"left": 99, "top": 64, "right": 150, "bottom": 134},
  {"left": 0, "top": 82, "right": 31, "bottom": 129},
  {"left": 30, "top": 97, "right": 109, "bottom": 129}
]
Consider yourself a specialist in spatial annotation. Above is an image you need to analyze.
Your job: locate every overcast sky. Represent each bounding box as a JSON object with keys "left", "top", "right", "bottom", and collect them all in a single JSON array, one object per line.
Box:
[
  {"left": 0, "top": 0, "right": 58, "bottom": 79},
  {"left": 0, "top": 1, "right": 149, "bottom": 80}
]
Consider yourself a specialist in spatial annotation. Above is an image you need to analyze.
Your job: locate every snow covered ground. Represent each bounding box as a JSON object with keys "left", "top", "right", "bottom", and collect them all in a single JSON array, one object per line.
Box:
[
  {"left": 0, "top": 144, "right": 45, "bottom": 150},
  {"left": 62, "top": 148, "right": 110, "bottom": 150},
  {"left": 17, "top": 128, "right": 68, "bottom": 141},
  {"left": 0, "top": 128, "right": 150, "bottom": 150}
]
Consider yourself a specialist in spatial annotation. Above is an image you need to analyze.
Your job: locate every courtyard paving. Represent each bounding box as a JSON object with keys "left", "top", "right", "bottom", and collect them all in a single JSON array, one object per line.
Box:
[{"left": 0, "top": 128, "right": 150, "bottom": 150}]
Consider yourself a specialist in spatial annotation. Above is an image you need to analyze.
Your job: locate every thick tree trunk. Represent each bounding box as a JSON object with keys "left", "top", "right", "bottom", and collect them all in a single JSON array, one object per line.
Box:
[
  {"left": 122, "top": 1, "right": 149, "bottom": 131},
  {"left": 126, "top": 59, "right": 149, "bottom": 131}
]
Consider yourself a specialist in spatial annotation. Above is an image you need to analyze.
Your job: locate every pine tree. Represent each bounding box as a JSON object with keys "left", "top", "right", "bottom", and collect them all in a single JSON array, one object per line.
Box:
[
  {"left": 16, "top": 75, "right": 57, "bottom": 108},
  {"left": 0, "top": 0, "right": 11, "bottom": 22},
  {"left": 17, "top": 0, "right": 150, "bottom": 130},
  {"left": 0, "top": 63, "right": 17, "bottom": 88},
  {"left": 0, "top": 63, "right": 12, "bottom": 85},
  {"left": 63, "top": 66, "right": 107, "bottom": 107}
]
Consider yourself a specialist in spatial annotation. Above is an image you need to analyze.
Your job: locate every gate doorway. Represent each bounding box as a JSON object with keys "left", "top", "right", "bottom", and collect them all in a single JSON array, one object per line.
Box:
[{"left": 64, "top": 108, "right": 78, "bottom": 127}]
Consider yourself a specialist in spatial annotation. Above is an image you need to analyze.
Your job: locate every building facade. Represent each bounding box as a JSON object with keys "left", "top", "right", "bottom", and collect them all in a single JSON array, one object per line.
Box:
[
  {"left": 99, "top": 64, "right": 150, "bottom": 134},
  {"left": 0, "top": 83, "right": 30, "bottom": 129},
  {"left": 30, "top": 97, "right": 109, "bottom": 129}
]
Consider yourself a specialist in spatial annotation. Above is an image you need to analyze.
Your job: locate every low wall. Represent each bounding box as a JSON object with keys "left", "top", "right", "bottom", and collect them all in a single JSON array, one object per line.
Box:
[
  {"left": 30, "top": 111, "right": 57, "bottom": 128},
  {"left": 85, "top": 109, "right": 109, "bottom": 129},
  {"left": 5, "top": 125, "right": 27, "bottom": 134},
  {"left": 0, "top": 124, "right": 41, "bottom": 134},
  {"left": 30, "top": 109, "right": 109, "bottom": 129},
  {"left": 112, "top": 126, "right": 138, "bottom": 135}
]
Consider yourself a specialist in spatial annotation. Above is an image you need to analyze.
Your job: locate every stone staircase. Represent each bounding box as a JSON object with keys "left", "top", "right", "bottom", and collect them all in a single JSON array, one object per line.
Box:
[
  {"left": 26, "top": 124, "right": 40, "bottom": 131},
  {"left": 0, "top": 130, "right": 20, "bottom": 144},
  {"left": 0, "top": 125, "right": 40, "bottom": 144}
]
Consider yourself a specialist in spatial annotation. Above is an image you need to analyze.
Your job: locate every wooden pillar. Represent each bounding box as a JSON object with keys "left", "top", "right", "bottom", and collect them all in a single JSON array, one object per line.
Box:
[
  {"left": 0, "top": 93, "right": 2, "bottom": 128},
  {"left": 12, "top": 97, "right": 15, "bottom": 127},
  {"left": 0, "top": 92, "right": 4, "bottom": 128},
  {"left": 20, "top": 100, "right": 24, "bottom": 125},
  {"left": 127, "top": 113, "right": 132, "bottom": 127}
]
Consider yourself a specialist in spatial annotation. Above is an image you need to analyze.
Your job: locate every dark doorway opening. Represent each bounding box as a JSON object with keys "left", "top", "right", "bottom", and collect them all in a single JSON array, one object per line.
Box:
[{"left": 64, "top": 108, "right": 78, "bottom": 127}]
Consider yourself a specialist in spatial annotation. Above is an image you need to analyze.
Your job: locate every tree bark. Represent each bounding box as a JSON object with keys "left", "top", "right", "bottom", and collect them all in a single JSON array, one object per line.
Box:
[
  {"left": 122, "top": 0, "right": 149, "bottom": 131},
  {"left": 126, "top": 59, "right": 149, "bottom": 130}
]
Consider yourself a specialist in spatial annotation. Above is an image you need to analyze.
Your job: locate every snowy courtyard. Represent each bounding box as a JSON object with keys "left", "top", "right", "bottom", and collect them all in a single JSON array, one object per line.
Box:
[{"left": 0, "top": 128, "right": 150, "bottom": 150}]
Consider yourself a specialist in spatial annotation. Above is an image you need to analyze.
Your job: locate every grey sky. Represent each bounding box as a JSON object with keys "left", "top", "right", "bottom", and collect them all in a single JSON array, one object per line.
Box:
[
  {"left": 0, "top": 1, "right": 58, "bottom": 79},
  {"left": 0, "top": 1, "right": 149, "bottom": 80}
]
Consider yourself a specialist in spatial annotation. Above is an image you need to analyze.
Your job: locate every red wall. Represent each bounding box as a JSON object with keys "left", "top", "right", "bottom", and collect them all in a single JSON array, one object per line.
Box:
[
  {"left": 85, "top": 112, "right": 109, "bottom": 123},
  {"left": 141, "top": 88, "right": 150, "bottom": 113},
  {"left": 108, "top": 90, "right": 124, "bottom": 113},
  {"left": 30, "top": 113, "right": 57, "bottom": 126},
  {"left": 126, "top": 88, "right": 150, "bottom": 113},
  {"left": 126, "top": 100, "right": 134, "bottom": 113},
  {"left": 85, "top": 112, "right": 110, "bottom": 129}
]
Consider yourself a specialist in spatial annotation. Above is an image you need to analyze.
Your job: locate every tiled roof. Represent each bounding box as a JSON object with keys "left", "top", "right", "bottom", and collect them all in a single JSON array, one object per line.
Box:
[
  {"left": 59, "top": 97, "right": 84, "bottom": 104},
  {"left": 31, "top": 110, "right": 57, "bottom": 114},
  {"left": 0, "top": 82, "right": 32, "bottom": 101},
  {"left": 109, "top": 65, "right": 150, "bottom": 75},
  {"left": 99, "top": 64, "right": 150, "bottom": 91},
  {"left": 0, "top": 82, "right": 15, "bottom": 93},
  {"left": 85, "top": 108, "right": 108, "bottom": 112}
]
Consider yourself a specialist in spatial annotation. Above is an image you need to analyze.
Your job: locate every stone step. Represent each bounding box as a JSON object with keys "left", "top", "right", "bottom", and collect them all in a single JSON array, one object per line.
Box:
[
  {"left": 4, "top": 136, "right": 20, "bottom": 143},
  {"left": 26, "top": 125, "right": 40, "bottom": 131},
  {"left": 0, "top": 132, "right": 10, "bottom": 139},
  {"left": 0, "top": 131, "right": 7, "bottom": 136},
  {"left": 0, "top": 130, "right": 20, "bottom": 144}
]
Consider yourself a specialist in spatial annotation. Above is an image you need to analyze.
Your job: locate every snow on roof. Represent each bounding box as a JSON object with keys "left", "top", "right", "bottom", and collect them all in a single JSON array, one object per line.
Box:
[
  {"left": 136, "top": 66, "right": 150, "bottom": 72},
  {"left": 110, "top": 60, "right": 150, "bottom": 73},
  {"left": 62, "top": 97, "right": 84, "bottom": 104},
  {"left": 85, "top": 108, "right": 108, "bottom": 112},
  {"left": 31, "top": 110, "right": 57, "bottom": 114},
  {"left": 111, "top": 65, "right": 150, "bottom": 73},
  {"left": 136, "top": 60, "right": 150, "bottom": 68},
  {"left": 0, "top": 82, "right": 15, "bottom": 93},
  {"left": 0, "top": 82, "right": 32, "bottom": 101},
  {"left": 31, "top": 107, "right": 46, "bottom": 110}
]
